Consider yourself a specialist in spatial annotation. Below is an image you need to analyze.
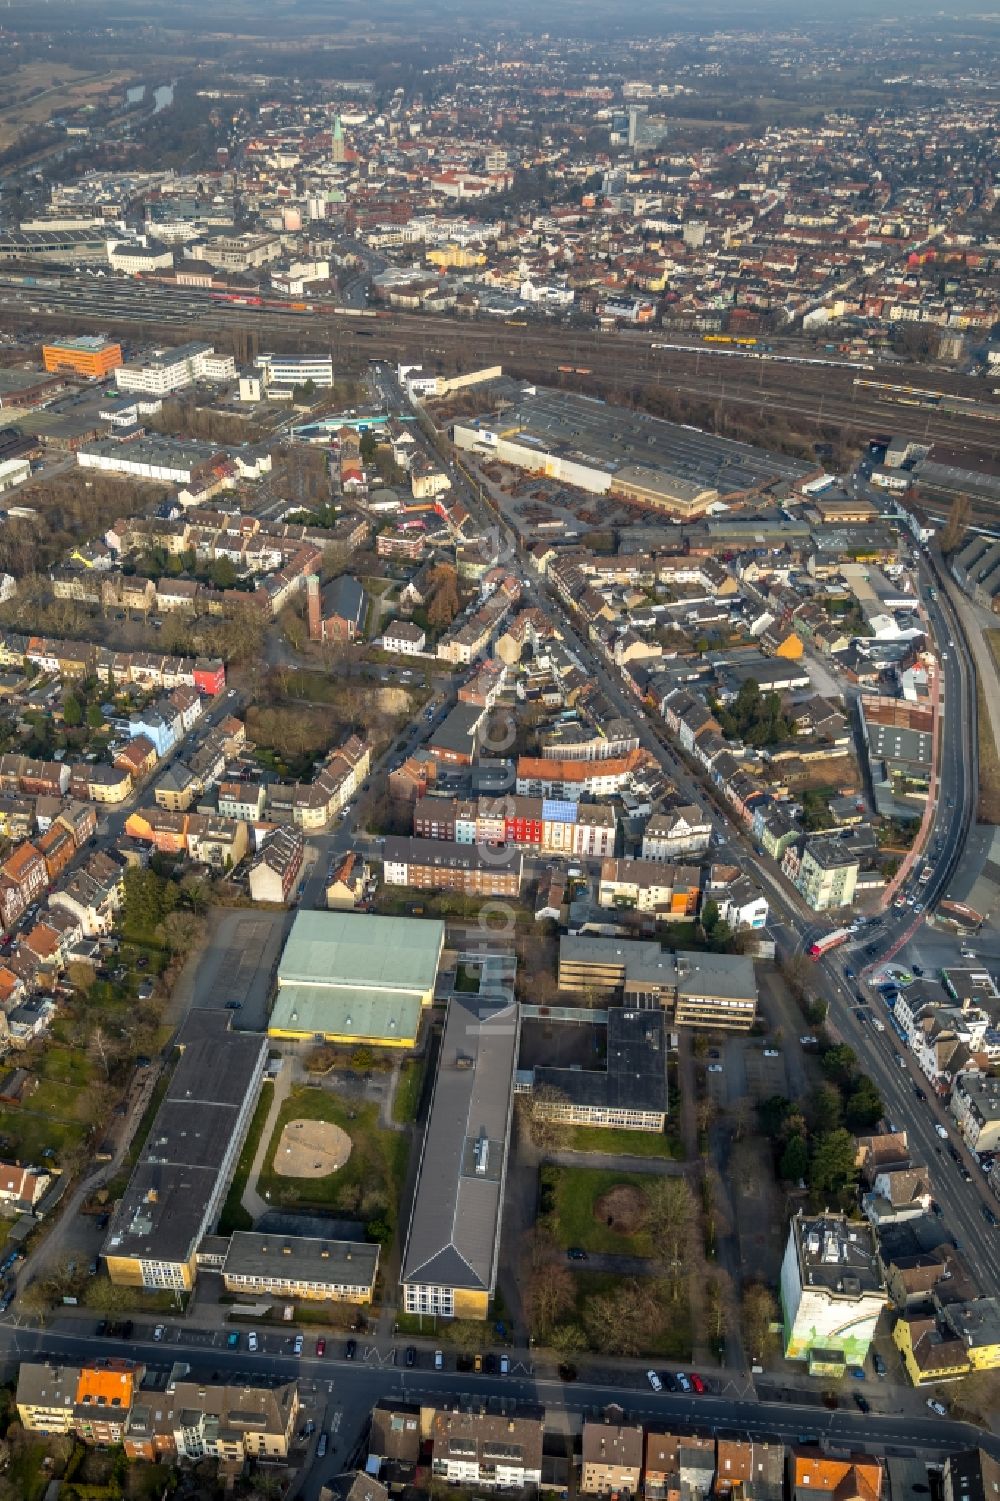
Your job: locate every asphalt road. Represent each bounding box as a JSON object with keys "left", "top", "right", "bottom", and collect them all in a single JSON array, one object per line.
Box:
[{"left": 0, "top": 1324, "right": 990, "bottom": 1465}]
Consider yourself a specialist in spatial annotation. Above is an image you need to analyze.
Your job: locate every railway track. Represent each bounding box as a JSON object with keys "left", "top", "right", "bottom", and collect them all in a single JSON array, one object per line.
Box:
[{"left": 1, "top": 279, "right": 998, "bottom": 458}]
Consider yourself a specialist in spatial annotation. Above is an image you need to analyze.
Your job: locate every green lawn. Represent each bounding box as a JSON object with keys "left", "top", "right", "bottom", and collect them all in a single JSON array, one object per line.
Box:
[
  {"left": 563, "top": 1125, "right": 684, "bottom": 1160},
  {"left": 454, "top": 962, "right": 481, "bottom": 994},
  {"left": 392, "top": 1058, "right": 426, "bottom": 1125},
  {"left": 540, "top": 1165, "right": 656, "bottom": 1255},
  {"left": 0, "top": 1094, "right": 89, "bottom": 1166},
  {"left": 571, "top": 1270, "right": 692, "bottom": 1360},
  {"left": 257, "top": 1085, "right": 410, "bottom": 1244},
  {"left": 217, "top": 1081, "right": 274, "bottom": 1235}
]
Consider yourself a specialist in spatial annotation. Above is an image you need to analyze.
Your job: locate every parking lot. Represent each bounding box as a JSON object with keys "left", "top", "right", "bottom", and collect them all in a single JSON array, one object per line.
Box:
[{"left": 174, "top": 908, "right": 291, "bottom": 1031}]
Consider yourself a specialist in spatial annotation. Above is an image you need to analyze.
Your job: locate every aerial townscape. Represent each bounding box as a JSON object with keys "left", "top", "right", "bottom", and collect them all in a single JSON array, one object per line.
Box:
[{"left": 0, "top": 0, "right": 998, "bottom": 1497}]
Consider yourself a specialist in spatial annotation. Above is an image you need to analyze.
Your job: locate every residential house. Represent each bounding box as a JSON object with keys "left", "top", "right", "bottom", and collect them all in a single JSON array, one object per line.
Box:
[
  {"left": 581, "top": 1421, "right": 644, "bottom": 1496},
  {"left": 248, "top": 827, "right": 304, "bottom": 905}
]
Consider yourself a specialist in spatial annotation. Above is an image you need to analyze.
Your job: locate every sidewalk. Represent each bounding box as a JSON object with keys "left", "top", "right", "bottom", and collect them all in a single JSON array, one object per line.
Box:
[{"left": 241, "top": 1059, "right": 292, "bottom": 1223}]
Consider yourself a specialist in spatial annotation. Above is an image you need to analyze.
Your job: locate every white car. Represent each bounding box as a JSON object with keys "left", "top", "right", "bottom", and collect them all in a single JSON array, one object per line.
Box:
[
  {"left": 675, "top": 1372, "right": 693, "bottom": 1393},
  {"left": 763, "top": 1048, "right": 780, "bottom": 1058},
  {"left": 707, "top": 1063, "right": 723, "bottom": 1073},
  {"left": 935, "top": 1124, "right": 949, "bottom": 1139},
  {"left": 926, "top": 1398, "right": 947, "bottom": 1416},
  {"left": 800, "top": 1035, "right": 818, "bottom": 1046},
  {"left": 248, "top": 1331, "right": 258, "bottom": 1352},
  {"left": 873, "top": 1019, "right": 885, "bottom": 1032},
  {"left": 153, "top": 1324, "right": 164, "bottom": 1341},
  {"left": 647, "top": 1370, "right": 663, "bottom": 1392}
]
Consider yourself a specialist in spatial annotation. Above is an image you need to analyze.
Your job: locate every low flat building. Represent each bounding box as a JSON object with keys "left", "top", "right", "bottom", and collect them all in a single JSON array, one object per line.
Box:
[
  {"left": 268, "top": 910, "right": 444, "bottom": 1048},
  {"left": 400, "top": 985, "right": 519, "bottom": 1320},
  {"left": 531, "top": 1007, "right": 667, "bottom": 1132},
  {"left": 220, "top": 1231, "right": 379, "bottom": 1304}
]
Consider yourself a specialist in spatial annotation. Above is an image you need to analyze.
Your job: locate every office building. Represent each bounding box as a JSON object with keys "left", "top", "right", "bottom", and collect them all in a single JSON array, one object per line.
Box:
[
  {"left": 557, "top": 936, "right": 758, "bottom": 1031},
  {"left": 42, "top": 336, "right": 122, "bottom": 380}
]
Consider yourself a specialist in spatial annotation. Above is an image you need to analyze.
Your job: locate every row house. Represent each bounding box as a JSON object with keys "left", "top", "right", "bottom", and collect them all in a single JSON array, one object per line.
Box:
[
  {"left": 383, "top": 836, "right": 523, "bottom": 898},
  {"left": 291, "top": 735, "right": 371, "bottom": 832},
  {"left": 0, "top": 842, "right": 48, "bottom": 933},
  {"left": 0, "top": 756, "right": 70, "bottom": 799},
  {"left": 50, "top": 851, "right": 126, "bottom": 937},
  {"left": 413, "top": 795, "right": 616, "bottom": 858}
]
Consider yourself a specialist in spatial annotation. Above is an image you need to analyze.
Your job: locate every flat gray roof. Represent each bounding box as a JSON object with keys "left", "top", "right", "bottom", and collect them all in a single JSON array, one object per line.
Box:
[
  {"left": 401, "top": 992, "right": 519, "bottom": 1297},
  {"left": 535, "top": 1008, "right": 667, "bottom": 1116},
  {"left": 460, "top": 386, "right": 814, "bottom": 497},
  {"left": 223, "top": 1230, "right": 379, "bottom": 1289},
  {"left": 102, "top": 1012, "right": 267, "bottom": 1268}
]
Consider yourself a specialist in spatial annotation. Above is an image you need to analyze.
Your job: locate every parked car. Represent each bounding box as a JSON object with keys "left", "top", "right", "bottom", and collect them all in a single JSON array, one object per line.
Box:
[
  {"left": 293, "top": 1334, "right": 303, "bottom": 1355},
  {"left": 763, "top": 1049, "right": 780, "bottom": 1058},
  {"left": 499, "top": 1354, "right": 510, "bottom": 1375},
  {"left": 316, "top": 1338, "right": 326, "bottom": 1357},
  {"left": 317, "top": 1433, "right": 328, "bottom": 1458},
  {"left": 153, "top": 1325, "right": 165, "bottom": 1341},
  {"left": 690, "top": 1373, "right": 706, "bottom": 1394},
  {"left": 227, "top": 1332, "right": 240, "bottom": 1349},
  {"left": 848, "top": 1365, "right": 866, "bottom": 1380},
  {"left": 675, "top": 1372, "right": 693, "bottom": 1392},
  {"left": 926, "top": 1398, "right": 948, "bottom": 1416},
  {"left": 567, "top": 1247, "right": 588, "bottom": 1261},
  {"left": 707, "top": 1063, "right": 723, "bottom": 1073},
  {"left": 647, "top": 1370, "right": 663, "bottom": 1392},
  {"left": 872, "top": 1353, "right": 886, "bottom": 1377},
  {"left": 434, "top": 1349, "right": 444, "bottom": 1370},
  {"left": 405, "top": 1345, "right": 416, "bottom": 1367},
  {"left": 248, "top": 1332, "right": 258, "bottom": 1352},
  {"left": 982, "top": 1205, "right": 998, "bottom": 1228},
  {"left": 854, "top": 1393, "right": 870, "bottom": 1413},
  {"left": 345, "top": 1339, "right": 356, "bottom": 1360}
]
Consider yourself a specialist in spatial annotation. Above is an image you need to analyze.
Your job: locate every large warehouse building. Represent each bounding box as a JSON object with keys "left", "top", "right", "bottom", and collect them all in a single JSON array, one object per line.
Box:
[
  {"left": 451, "top": 387, "right": 817, "bottom": 517},
  {"left": 267, "top": 910, "right": 445, "bottom": 1047}
]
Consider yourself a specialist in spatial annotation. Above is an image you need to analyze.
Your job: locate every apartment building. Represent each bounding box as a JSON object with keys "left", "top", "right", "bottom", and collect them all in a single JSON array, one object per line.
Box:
[
  {"left": 124, "top": 1378, "right": 298, "bottom": 1462},
  {"left": 248, "top": 826, "right": 304, "bottom": 905},
  {"left": 641, "top": 806, "right": 712, "bottom": 861},
  {"left": 951, "top": 1072, "right": 1000, "bottom": 1153},
  {"left": 786, "top": 836, "right": 859, "bottom": 912},
  {"left": 780, "top": 1213, "right": 888, "bottom": 1374},
  {"left": 383, "top": 836, "right": 523, "bottom": 897},
  {"left": 598, "top": 857, "right": 701, "bottom": 918},
  {"left": 429, "top": 1405, "right": 544, "bottom": 1490},
  {"left": 581, "top": 1421, "right": 644, "bottom": 1496}
]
